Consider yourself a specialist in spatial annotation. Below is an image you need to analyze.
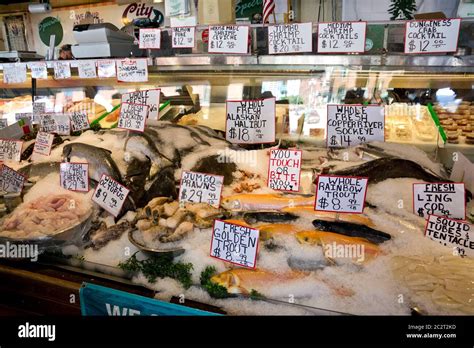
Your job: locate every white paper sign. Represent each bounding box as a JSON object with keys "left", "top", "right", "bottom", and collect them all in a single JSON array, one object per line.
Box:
[
  {"left": 39, "top": 114, "right": 58, "bottom": 133},
  {"left": 139, "top": 29, "right": 161, "bottom": 49},
  {"left": 268, "top": 23, "right": 313, "bottom": 54},
  {"left": 210, "top": 219, "right": 259, "bottom": 269},
  {"left": 28, "top": 62, "right": 48, "bottom": 79},
  {"left": 60, "top": 162, "right": 89, "bottom": 192},
  {"left": 54, "top": 61, "right": 71, "bottom": 79},
  {"left": 165, "top": 0, "right": 189, "bottom": 16},
  {"left": 317, "top": 21, "right": 366, "bottom": 53},
  {"left": 52, "top": 114, "right": 71, "bottom": 135},
  {"left": 121, "top": 89, "right": 160, "bottom": 120},
  {"left": 70, "top": 111, "right": 90, "bottom": 132},
  {"left": 208, "top": 25, "right": 249, "bottom": 54},
  {"left": 268, "top": 149, "right": 302, "bottom": 192},
  {"left": 0, "top": 119, "right": 7, "bottom": 129},
  {"left": 0, "top": 164, "right": 25, "bottom": 193},
  {"left": 425, "top": 215, "right": 473, "bottom": 257},
  {"left": 116, "top": 59, "right": 148, "bottom": 82},
  {"left": 33, "top": 131, "right": 54, "bottom": 156},
  {"left": 77, "top": 60, "right": 97, "bottom": 78},
  {"left": 33, "top": 102, "right": 46, "bottom": 116},
  {"left": 326, "top": 105, "right": 385, "bottom": 147},
  {"left": 315, "top": 175, "right": 368, "bottom": 213},
  {"left": 413, "top": 183, "right": 465, "bottom": 220},
  {"left": 226, "top": 98, "right": 276, "bottom": 144},
  {"left": 118, "top": 103, "right": 149, "bottom": 132},
  {"left": 97, "top": 60, "right": 116, "bottom": 78},
  {"left": 0, "top": 139, "right": 23, "bottom": 162},
  {"left": 405, "top": 18, "right": 461, "bottom": 54},
  {"left": 15, "top": 113, "right": 33, "bottom": 123},
  {"left": 179, "top": 171, "right": 224, "bottom": 208},
  {"left": 172, "top": 27, "right": 195, "bottom": 48},
  {"left": 450, "top": 152, "right": 474, "bottom": 194},
  {"left": 92, "top": 174, "right": 130, "bottom": 217},
  {"left": 3, "top": 63, "right": 27, "bottom": 84}
]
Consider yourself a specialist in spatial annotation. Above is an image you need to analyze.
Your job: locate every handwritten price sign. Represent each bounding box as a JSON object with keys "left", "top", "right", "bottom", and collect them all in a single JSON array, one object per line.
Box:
[
  {"left": 54, "top": 61, "right": 71, "bottom": 79},
  {"left": 268, "top": 23, "right": 313, "bottom": 54},
  {"left": 121, "top": 89, "right": 160, "bottom": 120},
  {"left": 172, "top": 27, "right": 195, "bottom": 48},
  {"left": 405, "top": 18, "right": 461, "bottom": 54},
  {"left": 118, "top": 103, "right": 149, "bottom": 132},
  {"left": 92, "top": 174, "right": 130, "bottom": 217},
  {"left": 208, "top": 25, "right": 249, "bottom": 54},
  {"left": 0, "top": 164, "right": 25, "bottom": 193},
  {"left": 70, "top": 111, "right": 90, "bottom": 132},
  {"left": 28, "top": 62, "right": 48, "bottom": 79},
  {"left": 413, "top": 182, "right": 465, "bottom": 220},
  {"left": 32, "top": 131, "right": 54, "bottom": 157},
  {"left": 0, "top": 139, "right": 23, "bottom": 162},
  {"left": 117, "top": 59, "right": 148, "bottom": 82},
  {"left": 268, "top": 149, "right": 302, "bottom": 192},
  {"left": 315, "top": 175, "right": 368, "bottom": 213},
  {"left": 317, "top": 21, "right": 366, "bottom": 53},
  {"left": 139, "top": 29, "right": 161, "bottom": 49},
  {"left": 425, "top": 215, "right": 473, "bottom": 257},
  {"left": 77, "top": 60, "right": 97, "bottom": 78},
  {"left": 60, "top": 162, "right": 89, "bottom": 192},
  {"left": 226, "top": 98, "right": 276, "bottom": 144},
  {"left": 179, "top": 171, "right": 224, "bottom": 208},
  {"left": 97, "top": 60, "right": 116, "bottom": 78},
  {"left": 3, "top": 63, "right": 27, "bottom": 84},
  {"left": 210, "top": 220, "right": 259, "bottom": 269}
]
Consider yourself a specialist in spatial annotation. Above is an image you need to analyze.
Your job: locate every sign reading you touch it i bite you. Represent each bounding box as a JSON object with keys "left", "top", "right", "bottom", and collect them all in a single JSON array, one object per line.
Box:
[
  {"left": 268, "top": 149, "right": 302, "bottom": 192},
  {"left": 226, "top": 98, "right": 276, "bottom": 144},
  {"left": 326, "top": 104, "right": 385, "bottom": 147}
]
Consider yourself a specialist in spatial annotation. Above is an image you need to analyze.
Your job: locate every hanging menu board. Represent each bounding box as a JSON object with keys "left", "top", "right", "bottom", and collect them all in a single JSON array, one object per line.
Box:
[
  {"left": 317, "top": 21, "right": 367, "bottom": 53},
  {"left": 413, "top": 183, "right": 465, "bottom": 220},
  {"left": 404, "top": 18, "right": 461, "bottom": 54},
  {"left": 116, "top": 59, "right": 148, "bottom": 82},
  {"left": 326, "top": 104, "right": 385, "bottom": 147},
  {"left": 172, "top": 27, "right": 195, "bottom": 48},
  {"left": 268, "top": 22, "right": 313, "bottom": 54},
  {"left": 0, "top": 164, "right": 25, "bottom": 193},
  {"left": 0, "top": 139, "right": 23, "bottom": 162},
  {"left": 425, "top": 215, "right": 473, "bottom": 257},
  {"left": 121, "top": 89, "right": 160, "bottom": 120},
  {"left": 3, "top": 63, "right": 27, "bottom": 84},
  {"left": 139, "top": 29, "right": 161, "bottom": 49},
  {"left": 315, "top": 175, "right": 369, "bottom": 213},
  {"left": 268, "top": 149, "right": 302, "bottom": 192},
  {"left": 210, "top": 219, "right": 259, "bottom": 269},
  {"left": 208, "top": 25, "right": 249, "bottom": 54},
  {"left": 226, "top": 98, "right": 276, "bottom": 144}
]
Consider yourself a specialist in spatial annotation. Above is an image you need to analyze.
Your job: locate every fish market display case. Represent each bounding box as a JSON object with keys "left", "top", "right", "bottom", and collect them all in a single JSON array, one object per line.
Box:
[{"left": 0, "top": 22, "right": 474, "bottom": 316}]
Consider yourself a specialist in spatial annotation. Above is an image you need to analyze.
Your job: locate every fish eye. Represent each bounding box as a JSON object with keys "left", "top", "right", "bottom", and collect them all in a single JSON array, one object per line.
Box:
[{"left": 232, "top": 200, "right": 241, "bottom": 210}]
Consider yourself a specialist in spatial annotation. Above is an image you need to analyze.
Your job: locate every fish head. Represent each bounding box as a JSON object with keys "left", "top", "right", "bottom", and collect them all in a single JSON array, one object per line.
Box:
[
  {"left": 62, "top": 144, "right": 72, "bottom": 160},
  {"left": 295, "top": 231, "right": 321, "bottom": 245},
  {"left": 210, "top": 270, "right": 243, "bottom": 294},
  {"left": 221, "top": 197, "right": 242, "bottom": 211}
]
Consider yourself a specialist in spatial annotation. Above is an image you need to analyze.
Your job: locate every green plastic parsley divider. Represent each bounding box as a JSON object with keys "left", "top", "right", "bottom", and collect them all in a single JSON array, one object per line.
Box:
[
  {"left": 427, "top": 103, "right": 447, "bottom": 143},
  {"left": 89, "top": 103, "right": 121, "bottom": 128}
]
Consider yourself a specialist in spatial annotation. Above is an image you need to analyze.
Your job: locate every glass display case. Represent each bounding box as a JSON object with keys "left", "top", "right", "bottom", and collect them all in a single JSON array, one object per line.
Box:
[{"left": 0, "top": 22, "right": 473, "bottom": 317}]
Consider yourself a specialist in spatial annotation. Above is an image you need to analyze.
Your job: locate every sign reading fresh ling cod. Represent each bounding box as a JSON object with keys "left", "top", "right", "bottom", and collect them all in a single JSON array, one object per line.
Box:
[
  {"left": 413, "top": 183, "right": 465, "bottom": 220},
  {"left": 326, "top": 104, "right": 385, "bottom": 147}
]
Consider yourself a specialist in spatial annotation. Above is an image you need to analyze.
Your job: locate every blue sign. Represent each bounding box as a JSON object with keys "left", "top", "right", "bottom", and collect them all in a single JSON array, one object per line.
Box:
[{"left": 80, "top": 282, "right": 220, "bottom": 316}]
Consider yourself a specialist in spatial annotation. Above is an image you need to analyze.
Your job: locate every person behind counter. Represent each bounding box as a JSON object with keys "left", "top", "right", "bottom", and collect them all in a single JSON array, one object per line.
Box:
[{"left": 58, "top": 44, "right": 73, "bottom": 60}]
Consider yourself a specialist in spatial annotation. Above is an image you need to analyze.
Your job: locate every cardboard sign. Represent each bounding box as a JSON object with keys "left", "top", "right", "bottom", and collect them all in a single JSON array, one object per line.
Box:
[
  {"left": 70, "top": 111, "right": 90, "bottom": 132},
  {"left": 0, "top": 119, "right": 7, "bottom": 129},
  {"left": 315, "top": 175, "right": 369, "bottom": 213},
  {"left": 54, "top": 61, "right": 71, "bottom": 79},
  {"left": 268, "top": 23, "right": 313, "bottom": 54},
  {"left": 97, "top": 60, "right": 116, "bottom": 78},
  {"left": 326, "top": 104, "right": 385, "bottom": 147},
  {"left": 178, "top": 171, "right": 224, "bottom": 208},
  {"left": 413, "top": 183, "right": 465, "bottom": 220},
  {"left": 28, "top": 62, "right": 48, "bottom": 79},
  {"left": 121, "top": 89, "right": 160, "bottom": 120},
  {"left": 317, "top": 21, "right": 366, "bottom": 53},
  {"left": 60, "top": 162, "right": 89, "bottom": 192},
  {"left": 3, "top": 63, "right": 27, "bottom": 84},
  {"left": 425, "top": 215, "right": 473, "bottom": 257},
  {"left": 210, "top": 219, "right": 259, "bottom": 269},
  {"left": 172, "top": 27, "right": 195, "bottom": 48},
  {"left": 118, "top": 103, "right": 149, "bottom": 132},
  {"left": 0, "top": 139, "right": 23, "bottom": 162},
  {"left": 226, "top": 98, "right": 276, "bottom": 144},
  {"left": 268, "top": 149, "right": 302, "bottom": 192},
  {"left": 33, "top": 131, "right": 54, "bottom": 157},
  {"left": 208, "top": 25, "right": 249, "bottom": 54},
  {"left": 77, "top": 60, "right": 97, "bottom": 78},
  {"left": 0, "top": 164, "right": 25, "bottom": 193},
  {"left": 116, "top": 59, "right": 148, "bottom": 82},
  {"left": 139, "top": 29, "right": 161, "bottom": 49},
  {"left": 405, "top": 18, "right": 461, "bottom": 54},
  {"left": 92, "top": 174, "right": 130, "bottom": 217},
  {"left": 450, "top": 152, "right": 474, "bottom": 194}
]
